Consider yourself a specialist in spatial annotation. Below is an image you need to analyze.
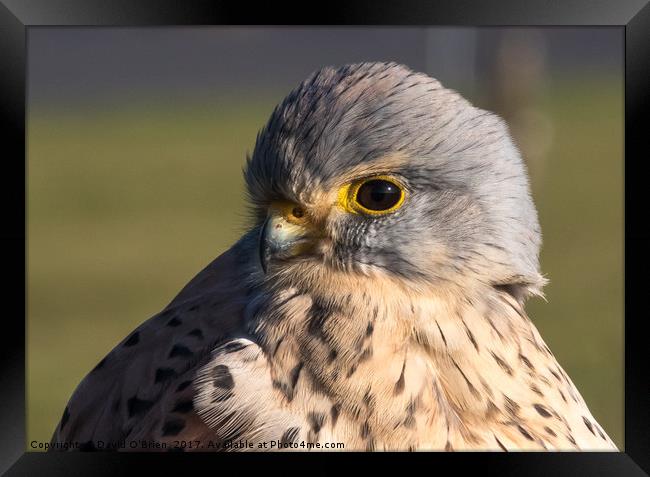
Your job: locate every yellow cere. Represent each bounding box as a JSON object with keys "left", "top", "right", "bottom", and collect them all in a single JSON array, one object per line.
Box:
[
  {"left": 337, "top": 175, "right": 406, "bottom": 215},
  {"left": 269, "top": 201, "right": 310, "bottom": 226}
]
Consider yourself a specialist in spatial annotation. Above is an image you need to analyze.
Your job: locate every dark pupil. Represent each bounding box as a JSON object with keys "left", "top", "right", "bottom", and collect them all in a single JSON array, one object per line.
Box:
[{"left": 356, "top": 180, "right": 401, "bottom": 211}]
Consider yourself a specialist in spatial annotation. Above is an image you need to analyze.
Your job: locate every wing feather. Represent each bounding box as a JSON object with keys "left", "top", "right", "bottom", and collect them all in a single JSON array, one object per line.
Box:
[{"left": 49, "top": 242, "right": 255, "bottom": 451}]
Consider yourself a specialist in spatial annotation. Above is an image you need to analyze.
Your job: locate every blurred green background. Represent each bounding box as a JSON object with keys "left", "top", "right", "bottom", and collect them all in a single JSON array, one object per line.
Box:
[{"left": 27, "top": 28, "right": 623, "bottom": 449}]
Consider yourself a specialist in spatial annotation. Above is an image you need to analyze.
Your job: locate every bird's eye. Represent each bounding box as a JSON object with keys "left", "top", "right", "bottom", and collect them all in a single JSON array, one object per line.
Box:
[
  {"left": 344, "top": 176, "right": 405, "bottom": 215},
  {"left": 355, "top": 179, "right": 402, "bottom": 211}
]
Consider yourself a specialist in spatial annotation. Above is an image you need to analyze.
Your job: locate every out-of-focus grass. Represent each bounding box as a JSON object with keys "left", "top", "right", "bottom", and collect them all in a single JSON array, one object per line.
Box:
[
  {"left": 27, "top": 79, "right": 623, "bottom": 449},
  {"left": 525, "top": 77, "right": 623, "bottom": 449},
  {"left": 27, "top": 98, "right": 277, "bottom": 448}
]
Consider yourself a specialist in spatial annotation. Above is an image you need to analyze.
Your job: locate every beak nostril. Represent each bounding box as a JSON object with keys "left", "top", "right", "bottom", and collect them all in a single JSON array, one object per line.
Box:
[
  {"left": 260, "top": 205, "right": 322, "bottom": 274},
  {"left": 292, "top": 206, "right": 305, "bottom": 219}
]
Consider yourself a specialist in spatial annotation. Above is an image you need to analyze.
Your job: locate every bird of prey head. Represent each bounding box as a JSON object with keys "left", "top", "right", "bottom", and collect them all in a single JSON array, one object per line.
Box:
[
  {"left": 247, "top": 62, "right": 545, "bottom": 303},
  {"left": 50, "top": 62, "right": 615, "bottom": 452}
]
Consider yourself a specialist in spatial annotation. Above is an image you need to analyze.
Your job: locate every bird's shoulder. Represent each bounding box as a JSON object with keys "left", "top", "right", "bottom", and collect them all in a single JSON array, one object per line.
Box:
[
  {"left": 49, "top": 244, "right": 257, "bottom": 451},
  {"left": 456, "top": 292, "right": 618, "bottom": 451}
]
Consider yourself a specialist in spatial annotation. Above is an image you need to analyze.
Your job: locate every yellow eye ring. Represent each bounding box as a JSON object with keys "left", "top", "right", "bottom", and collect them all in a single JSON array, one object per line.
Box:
[{"left": 338, "top": 175, "right": 406, "bottom": 215}]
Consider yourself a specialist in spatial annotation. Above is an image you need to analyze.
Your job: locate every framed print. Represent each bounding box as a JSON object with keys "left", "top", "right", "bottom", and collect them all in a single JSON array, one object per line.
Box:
[{"left": 1, "top": 0, "right": 648, "bottom": 475}]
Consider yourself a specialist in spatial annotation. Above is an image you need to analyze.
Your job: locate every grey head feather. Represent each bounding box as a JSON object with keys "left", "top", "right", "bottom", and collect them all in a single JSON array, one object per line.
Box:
[{"left": 245, "top": 62, "right": 546, "bottom": 300}]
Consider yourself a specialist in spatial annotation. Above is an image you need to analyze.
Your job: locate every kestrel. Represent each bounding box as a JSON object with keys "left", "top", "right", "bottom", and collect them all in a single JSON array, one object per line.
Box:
[{"left": 50, "top": 62, "right": 616, "bottom": 452}]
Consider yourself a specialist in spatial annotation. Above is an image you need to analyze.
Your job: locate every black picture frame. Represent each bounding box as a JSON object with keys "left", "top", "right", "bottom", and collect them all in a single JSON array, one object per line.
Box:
[{"left": 1, "top": 1, "right": 648, "bottom": 475}]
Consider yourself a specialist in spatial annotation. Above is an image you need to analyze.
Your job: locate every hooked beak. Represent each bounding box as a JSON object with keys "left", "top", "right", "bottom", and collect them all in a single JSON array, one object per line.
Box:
[{"left": 259, "top": 207, "right": 321, "bottom": 274}]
